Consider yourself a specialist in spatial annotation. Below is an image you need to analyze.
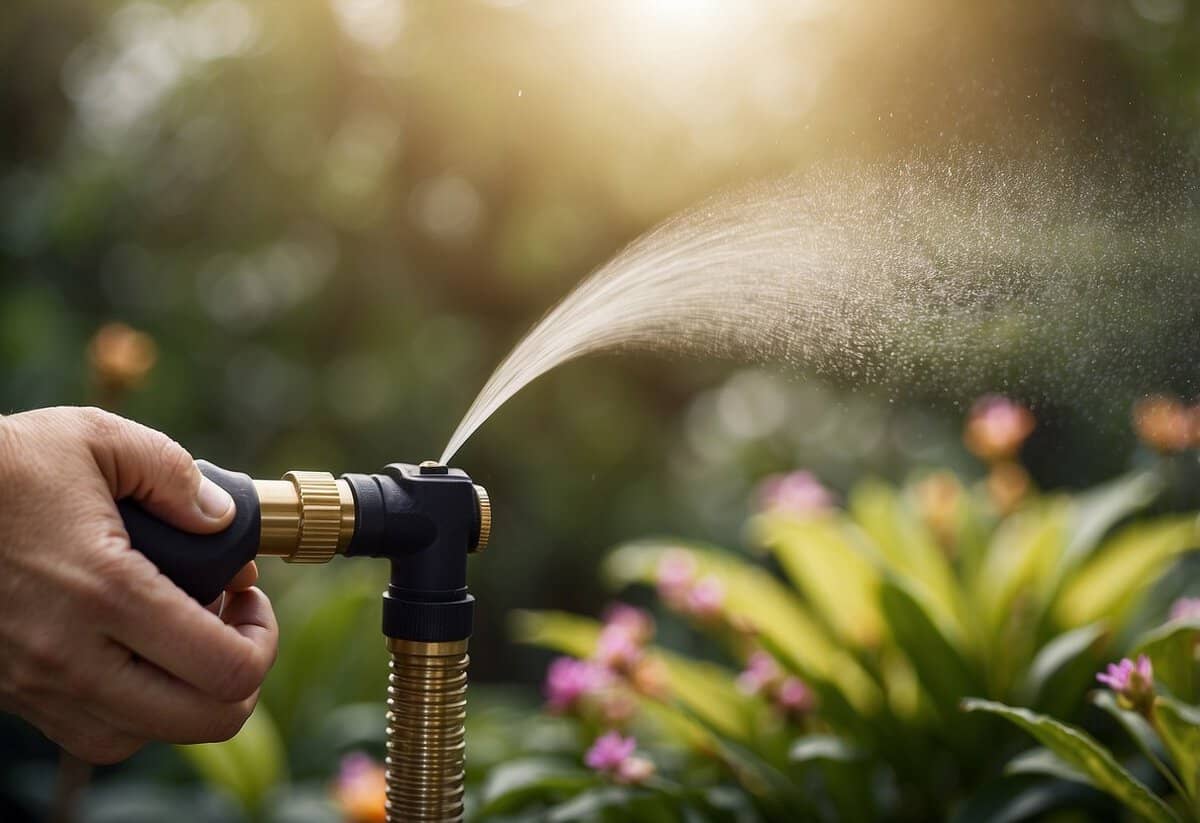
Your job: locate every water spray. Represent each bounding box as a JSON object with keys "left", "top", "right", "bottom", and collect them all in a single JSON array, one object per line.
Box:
[{"left": 119, "top": 460, "right": 491, "bottom": 823}]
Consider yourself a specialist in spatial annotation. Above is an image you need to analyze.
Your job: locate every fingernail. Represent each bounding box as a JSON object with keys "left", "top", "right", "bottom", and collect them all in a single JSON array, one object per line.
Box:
[{"left": 198, "top": 477, "right": 235, "bottom": 519}]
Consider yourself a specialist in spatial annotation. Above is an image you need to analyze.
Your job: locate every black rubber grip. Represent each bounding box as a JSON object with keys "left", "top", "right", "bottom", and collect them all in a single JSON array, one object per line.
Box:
[{"left": 117, "top": 461, "right": 262, "bottom": 604}]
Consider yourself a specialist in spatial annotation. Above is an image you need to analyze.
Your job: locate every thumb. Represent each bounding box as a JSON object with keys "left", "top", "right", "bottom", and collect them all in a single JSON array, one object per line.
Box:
[{"left": 86, "top": 410, "right": 235, "bottom": 534}]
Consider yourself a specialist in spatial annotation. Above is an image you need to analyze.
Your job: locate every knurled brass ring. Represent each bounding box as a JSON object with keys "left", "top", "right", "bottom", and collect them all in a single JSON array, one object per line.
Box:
[
  {"left": 282, "top": 470, "right": 341, "bottom": 564},
  {"left": 472, "top": 485, "right": 491, "bottom": 553}
]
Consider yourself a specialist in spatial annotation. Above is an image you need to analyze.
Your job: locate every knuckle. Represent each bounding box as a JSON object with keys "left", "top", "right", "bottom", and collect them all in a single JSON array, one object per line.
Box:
[
  {"left": 152, "top": 434, "right": 196, "bottom": 485},
  {"left": 83, "top": 551, "right": 144, "bottom": 618},
  {"left": 23, "top": 634, "right": 67, "bottom": 678},
  {"left": 80, "top": 407, "right": 123, "bottom": 444}
]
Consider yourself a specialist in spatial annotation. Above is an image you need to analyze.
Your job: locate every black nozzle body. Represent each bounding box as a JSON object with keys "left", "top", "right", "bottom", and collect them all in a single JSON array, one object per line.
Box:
[{"left": 342, "top": 464, "right": 480, "bottom": 642}]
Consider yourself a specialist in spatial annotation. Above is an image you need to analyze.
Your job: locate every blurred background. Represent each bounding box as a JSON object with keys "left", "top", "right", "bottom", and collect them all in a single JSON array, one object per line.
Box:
[{"left": 2, "top": 0, "right": 1200, "bottom": 819}]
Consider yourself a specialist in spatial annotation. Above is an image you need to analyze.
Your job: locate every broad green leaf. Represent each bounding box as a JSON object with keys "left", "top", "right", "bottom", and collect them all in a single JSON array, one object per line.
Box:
[
  {"left": 476, "top": 757, "right": 596, "bottom": 816},
  {"left": 1057, "top": 518, "right": 1200, "bottom": 629},
  {"left": 1092, "top": 690, "right": 1186, "bottom": 801},
  {"left": 975, "top": 503, "right": 1067, "bottom": 637},
  {"left": 604, "top": 542, "right": 880, "bottom": 712},
  {"left": 265, "top": 568, "right": 379, "bottom": 733},
  {"left": 177, "top": 704, "right": 286, "bottom": 810},
  {"left": 1154, "top": 697, "right": 1200, "bottom": 805},
  {"left": 1020, "top": 623, "right": 1107, "bottom": 712},
  {"left": 1005, "top": 747, "right": 1090, "bottom": 785},
  {"left": 880, "top": 577, "right": 979, "bottom": 717},
  {"left": 672, "top": 701, "right": 815, "bottom": 819},
  {"left": 1058, "top": 472, "right": 1160, "bottom": 573},
  {"left": 789, "top": 735, "right": 862, "bottom": 764},
  {"left": 849, "top": 480, "right": 968, "bottom": 644},
  {"left": 1131, "top": 618, "right": 1200, "bottom": 704},
  {"left": 961, "top": 698, "right": 1178, "bottom": 823},
  {"left": 510, "top": 609, "right": 752, "bottom": 741},
  {"left": 753, "top": 513, "right": 884, "bottom": 648}
]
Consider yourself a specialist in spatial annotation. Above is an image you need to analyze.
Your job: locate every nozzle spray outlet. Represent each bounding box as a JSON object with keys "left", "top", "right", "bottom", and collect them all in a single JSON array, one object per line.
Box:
[{"left": 118, "top": 459, "right": 491, "bottom": 822}]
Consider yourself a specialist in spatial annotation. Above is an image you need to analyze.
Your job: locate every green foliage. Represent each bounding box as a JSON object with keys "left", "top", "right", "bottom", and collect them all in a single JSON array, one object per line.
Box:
[
  {"left": 514, "top": 470, "right": 1199, "bottom": 821},
  {"left": 962, "top": 699, "right": 1179, "bottom": 823}
]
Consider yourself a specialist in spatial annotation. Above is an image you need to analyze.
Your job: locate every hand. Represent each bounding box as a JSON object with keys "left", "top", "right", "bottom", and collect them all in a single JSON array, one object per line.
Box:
[{"left": 0, "top": 407, "right": 278, "bottom": 763}]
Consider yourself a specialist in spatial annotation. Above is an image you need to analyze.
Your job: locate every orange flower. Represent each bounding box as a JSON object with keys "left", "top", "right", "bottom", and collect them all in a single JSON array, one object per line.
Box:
[
  {"left": 1132, "top": 395, "right": 1193, "bottom": 454},
  {"left": 333, "top": 752, "right": 387, "bottom": 823},
  {"left": 87, "top": 322, "right": 158, "bottom": 391},
  {"left": 963, "top": 395, "right": 1035, "bottom": 463}
]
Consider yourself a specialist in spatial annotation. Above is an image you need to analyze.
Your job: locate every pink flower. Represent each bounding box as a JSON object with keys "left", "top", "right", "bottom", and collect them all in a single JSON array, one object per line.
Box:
[
  {"left": 757, "top": 471, "right": 835, "bottom": 515},
  {"left": 685, "top": 575, "right": 725, "bottom": 619},
  {"left": 615, "top": 756, "right": 656, "bottom": 784},
  {"left": 1169, "top": 597, "right": 1200, "bottom": 622},
  {"left": 1097, "top": 655, "right": 1155, "bottom": 713},
  {"left": 584, "top": 732, "right": 655, "bottom": 785},
  {"left": 656, "top": 550, "right": 697, "bottom": 607},
  {"left": 964, "top": 395, "right": 1036, "bottom": 462},
  {"left": 776, "top": 677, "right": 815, "bottom": 714},
  {"left": 736, "top": 651, "right": 780, "bottom": 696},
  {"left": 602, "top": 603, "right": 655, "bottom": 645},
  {"left": 595, "top": 623, "right": 644, "bottom": 671},
  {"left": 585, "top": 731, "right": 637, "bottom": 771},
  {"left": 544, "top": 657, "right": 611, "bottom": 713}
]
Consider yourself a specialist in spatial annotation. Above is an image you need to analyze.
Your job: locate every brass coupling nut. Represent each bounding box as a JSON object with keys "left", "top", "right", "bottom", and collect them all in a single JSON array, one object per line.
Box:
[{"left": 254, "top": 471, "right": 356, "bottom": 562}]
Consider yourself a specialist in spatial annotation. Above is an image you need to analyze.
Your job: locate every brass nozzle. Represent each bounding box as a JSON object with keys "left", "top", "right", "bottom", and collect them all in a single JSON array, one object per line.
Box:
[{"left": 254, "top": 472, "right": 355, "bottom": 562}]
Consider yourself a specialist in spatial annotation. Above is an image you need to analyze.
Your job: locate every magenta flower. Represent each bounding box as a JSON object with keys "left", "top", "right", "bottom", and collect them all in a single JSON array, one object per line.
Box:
[
  {"left": 595, "top": 623, "right": 644, "bottom": 671},
  {"left": 1169, "top": 596, "right": 1200, "bottom": 622},
  {"left": 656, "top": 550, "right": 697, "bottom": 607},
  {"left": 585, "top": 732, "right": 655, "bottom": 784},
  {"left": 602, "top": 603, "right": 654, "bottom": 645},
  {"left": 1097, "top": 655, "right": 1155, "bottom": 713},
  {"left": 736, "top": 651, "right": 780, "bottom": 696},
  {"left": 585, "top": 731, "right": 637, "bottom": 771},
  {"left": 686, "top": 575, "right": 725, "bottom": 619},
  {"left": 544, "top": 657, "right": 611, "bottom": 713},
  {"left": 757, "top": 470, "right": 835, "bottom": 515},
  {"left": 776, "top": 677, "right": 815, "bottom": 714}
]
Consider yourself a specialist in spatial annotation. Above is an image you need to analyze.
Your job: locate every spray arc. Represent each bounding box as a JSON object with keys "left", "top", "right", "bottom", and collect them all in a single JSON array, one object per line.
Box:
[{"left": 119, "top": 459, "right": 491, "bottom": 823}]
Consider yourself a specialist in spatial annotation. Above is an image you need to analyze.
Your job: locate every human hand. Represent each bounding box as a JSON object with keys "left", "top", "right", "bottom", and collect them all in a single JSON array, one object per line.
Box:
[{"left": 0, "top": 407, "right": 278, "bottom": 763}]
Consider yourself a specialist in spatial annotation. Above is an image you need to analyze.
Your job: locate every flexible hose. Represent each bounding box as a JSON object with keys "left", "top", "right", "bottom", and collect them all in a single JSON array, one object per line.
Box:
[{"left": 385, "top": 638, "right": 469, "bottom": 822}]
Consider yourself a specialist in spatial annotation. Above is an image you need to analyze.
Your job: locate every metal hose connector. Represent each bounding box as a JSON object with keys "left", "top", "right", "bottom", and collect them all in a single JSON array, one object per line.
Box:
[{"left": 385, "top": 638, "right": 470, "bottom": 822}]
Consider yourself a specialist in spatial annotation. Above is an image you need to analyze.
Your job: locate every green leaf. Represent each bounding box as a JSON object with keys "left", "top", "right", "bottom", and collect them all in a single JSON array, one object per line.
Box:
[
  {"left": 961, "top": 698, "right": 1178, "bottom": 823},
  {"left": 1020, "top": 623, "right": 1107, "bottom": 713},
  {"left": 476, "top": 757, "right": 596, "bottom": 816},
  {"left": 974, "top": 503, "right": 1066, "bottom": 640},
  {"left": 753, "top": 513, "right": 885, "bottom": 648},
  {"left": 1131, "top": 618, "right": 1200, "bottom": 704},
  {"left": 849, "top": 480, "right": 968, "bottom": 644},
  {"left": 1059, "top": 472, "right": 1160, "bottom": 573},
  {"left": 177, "top": 704, "right": 287, "bottom": 810},
  {"left": 1154, "top": 697, "right": 1200, "bottom": 806},
  {"left": 789, "top": 735, "right": 862, "bottom": 764},
  {"left": 1092, "top": 690, "right": 1186, "bottom": 802},
  {"left": 1057, "top": 517, "right": 1200, "bottom": 629},
  {"left": 880, "top": 577, "right": 979, "bottom": 717},
  {"left": 1005, "top": 747, "right": 1091, "bottom": 785}
]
